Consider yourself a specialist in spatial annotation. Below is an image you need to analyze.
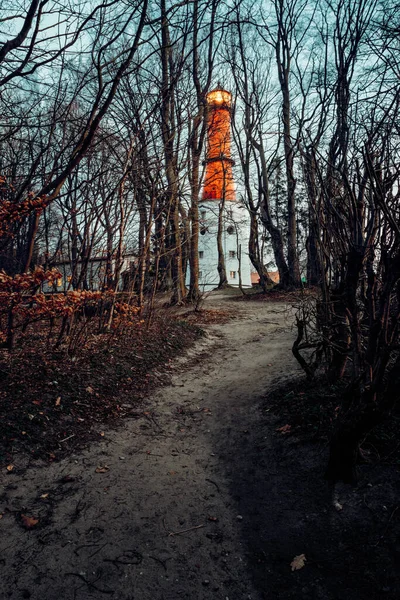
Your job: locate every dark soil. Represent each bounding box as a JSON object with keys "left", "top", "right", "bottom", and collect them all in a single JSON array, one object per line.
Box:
[
  {"left": 0, "top": 313, "right": 203, "bottom": 465},
  {"left": 265, "top": 375, "right": 400, "bottom": 465},
  {"left": 250, "top": 376, "right": 400, "bottom": 599},
  {"left": 232, "top": 286, "right": 318, "bottom": 303}
]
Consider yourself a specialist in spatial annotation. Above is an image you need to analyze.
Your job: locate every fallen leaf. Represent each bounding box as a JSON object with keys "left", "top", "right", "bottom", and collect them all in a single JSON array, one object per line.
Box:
[
  {"left": 40, "top": 493, "right": 49, "bottom": 499},
  {"left": 6, "top": 464, "right": 14, "bottom": 472},
  {"left": 33, "top": 400, "right": 42, "bottom": 406},
  {"left": 0, "top": 513, "right": 3, "bottom": 519},
  {"left": 334, "top": 501, "right": 343, "bottom": 511},
  {"left": 95, "top": 465, "right": 109, "bottom": 473},
  {"left": 276, "top": 424, "right": 291, "bottom": 434},
  {"left": 100, "top": 431, "right": 105, "bottom": 437},
  {"left": 86, "top": 386, "right": 94, "bottom": 394},
  {"left": 21, "top": 514, "right": 39, "bottom": 529},
  {"left": 208, "top": 516, "right": 218, "bottom": 522},
  {"left": 290, "top": 553, "right": 306, "bottom": 571},
  {"left": 169, "top": 471, "right": 177, "bottom": 475},
  {"left": 55, "top": 396, "right": 61, "bottom": 406},
  {"left": 21, "top": 431, "right": 26, "bottom": 435}
]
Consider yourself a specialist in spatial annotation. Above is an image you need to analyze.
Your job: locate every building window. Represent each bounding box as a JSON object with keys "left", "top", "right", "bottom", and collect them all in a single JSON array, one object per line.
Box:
[
  {"left": 57, "top": 277, "right": 62, "bottom": 287},
  {"left": 227, "top": 208, "right": 233, "bottom": 219},
  {"left": 199, "top": 251, "right": 204, "bottom": 259},
  {"left": 227, "top": 225, "right": 235, "bottom": 235},
  {"left": 199, "top": 271, "right": 202, "bottom": 278},
  {"left": 229, "top": 250, "right": 236, "bottom": 259},
  {"left": 230, "top": 271, "right": 236, "bottom": 279},
  {"left": 200, "top": 210, "right": 206, "bottom": 219},
  {"left": 200, "top": 225, "right": 208, "bottom": 235}
]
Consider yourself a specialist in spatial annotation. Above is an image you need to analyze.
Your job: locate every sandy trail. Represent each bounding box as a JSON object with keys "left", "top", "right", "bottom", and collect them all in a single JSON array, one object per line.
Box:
[{"left": 0, "top": 296, "right": 300, "bottom": 600}]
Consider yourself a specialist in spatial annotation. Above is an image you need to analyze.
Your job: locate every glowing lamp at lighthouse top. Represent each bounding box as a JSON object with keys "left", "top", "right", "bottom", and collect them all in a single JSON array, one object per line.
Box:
[{"left": 206, "top": 88, "right": 232, "bottom": 107}]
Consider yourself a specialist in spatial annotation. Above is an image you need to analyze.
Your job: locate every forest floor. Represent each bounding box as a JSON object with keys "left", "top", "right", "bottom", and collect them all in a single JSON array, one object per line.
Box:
[{"left": 0, "top": 289, "right": 399, "bottom": 600}]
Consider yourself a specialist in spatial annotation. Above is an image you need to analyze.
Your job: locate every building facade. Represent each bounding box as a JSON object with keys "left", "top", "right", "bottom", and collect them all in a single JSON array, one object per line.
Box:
[
  {"left": 41, "top": 254, "right": 137, "bottom": 293},
  {"left": 196, "top": 201, "right": 252, "bottom": 288}
]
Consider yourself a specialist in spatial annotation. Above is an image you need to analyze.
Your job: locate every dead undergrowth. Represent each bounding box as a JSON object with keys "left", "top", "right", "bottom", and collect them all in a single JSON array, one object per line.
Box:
[
  {"left": 231, "top": 286, "right": 318, "bottom": 304},
  {"left": 0, "top": 312, "right": 204, "bottom": 466}
]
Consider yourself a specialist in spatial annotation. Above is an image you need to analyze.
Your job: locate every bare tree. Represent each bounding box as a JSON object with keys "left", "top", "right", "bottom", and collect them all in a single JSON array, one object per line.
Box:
[
  {"left": 292, "top": 0, "right": 400, "bottom": 483},
  {"left": 186, "top": 0, "right": 220, "bottom": 301},
  {"left": 228, "top": 9, "right": 277, "bottom": 290},
  {"left": 0, "top": 0, "right": 149, "bottom": 272}
]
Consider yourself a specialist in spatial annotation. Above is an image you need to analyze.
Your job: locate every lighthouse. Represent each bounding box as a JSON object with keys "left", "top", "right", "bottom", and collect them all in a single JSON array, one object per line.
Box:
[{"left": 188, "top": 86, "right": 252, "bottom": 289}]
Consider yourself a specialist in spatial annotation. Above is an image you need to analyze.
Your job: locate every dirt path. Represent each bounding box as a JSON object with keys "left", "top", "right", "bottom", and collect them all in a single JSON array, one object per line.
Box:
[
  {"left": 3, "top": 296, "right": 397, "bottom": 600},
  {"left": 0, "top": 296, "right": 302, "bottom": 599}
]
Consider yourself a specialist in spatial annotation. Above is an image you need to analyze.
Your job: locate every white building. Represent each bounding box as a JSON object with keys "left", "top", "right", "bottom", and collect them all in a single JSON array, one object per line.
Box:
[
  {"left": 41, "top": 253, "right": 137, "bottom": 292},
  {"left": 189, "top": 200, "right": 252, "bottom": 289}
]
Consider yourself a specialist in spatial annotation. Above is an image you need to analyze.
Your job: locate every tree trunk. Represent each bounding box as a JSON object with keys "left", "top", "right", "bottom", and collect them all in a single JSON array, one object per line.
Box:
[
  {"left": 105, "top": 226, "right": 113, "bottom": 289},
  {"left": 217, "top": 200, "right": 227, "bottom": 287},
  {"left": 23, "top": 212, "right": 40, "bottom": 273},
  {"left": 282, "top": 89, "right": 301, "bottom": 287},
  {"left": 303, "top": 150, "right": 322, "bottom": 286},
  {"left": 257, "top": 138, "right": 290, "bottom": 288},
  {"left": 169, "top": 197, "right": 186, "bottom": 304},
  {"left": 274, "top": 1, "right": 302, "bottom": 288},
  {"left": 137, "top": 192, "right": 148, "bottom": 305},
  {"left": 160, "top": 0, "right": 185, "bottom": 305},
  {"left": 71, "top": 200, "right": 79, "bottom": 289},
  {"left": 248, "top": 210, "right": 273, "bottom": 291},
  {"left": 327, "top": 293, "right": 350, "bottom": 381},
  {"left": 188, "top": 158, "right": 201, "bottom": 302},
  {"left": 306, "top": 223, "right": 321, "bottom": 287}
]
